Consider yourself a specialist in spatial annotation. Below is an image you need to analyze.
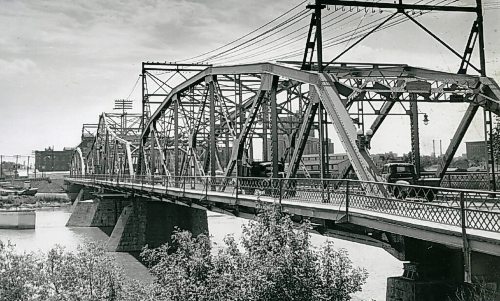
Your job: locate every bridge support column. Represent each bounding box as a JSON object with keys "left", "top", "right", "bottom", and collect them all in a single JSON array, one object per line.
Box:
[
  {"left": 387, "top": 237, "right": 500, "bottom": 300},
  {"left": 64, "top": 182, "right": 86, "bottom": 202},
  {"left": 106, "top": 198, "right": 208, "bottom": 252},
  {"left": 66, "top": 189, "right": 129, "bottom": 228}
]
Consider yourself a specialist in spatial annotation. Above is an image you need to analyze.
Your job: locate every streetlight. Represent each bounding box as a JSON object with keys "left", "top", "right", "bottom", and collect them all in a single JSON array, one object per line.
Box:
[{"left": 423, "top": 113, "right": 429, "bottom": 125}]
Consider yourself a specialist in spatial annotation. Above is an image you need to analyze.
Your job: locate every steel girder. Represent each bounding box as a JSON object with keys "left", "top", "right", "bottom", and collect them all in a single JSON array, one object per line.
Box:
[
  {"left": 135, "top": 63, "right": 500, "bottom": 185},
  {"left": 70, "top": 113, "right": 139, "bottom": 177},
  {"left": 69, "top": 147, "right": 85, "bottom": 177}
]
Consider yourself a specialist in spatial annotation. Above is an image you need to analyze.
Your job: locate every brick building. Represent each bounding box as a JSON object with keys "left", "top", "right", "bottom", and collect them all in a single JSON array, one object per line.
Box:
[
  {"left": 466, "top": 141, "right": 487, "bottom": 163},
  {"left": 35, "top": 147, "right": 74, "bottom": 172}
]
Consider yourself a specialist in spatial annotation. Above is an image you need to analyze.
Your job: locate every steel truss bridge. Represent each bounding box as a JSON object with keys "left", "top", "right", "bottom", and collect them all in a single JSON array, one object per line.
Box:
[{"left": 66, "top": 0, "right": 500, "bottom": 289}]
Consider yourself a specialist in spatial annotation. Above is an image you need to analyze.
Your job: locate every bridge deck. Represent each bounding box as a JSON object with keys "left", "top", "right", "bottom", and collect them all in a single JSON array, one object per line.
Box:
[{"left": 67, "top": 176, "right": 500, "bottom": 256}]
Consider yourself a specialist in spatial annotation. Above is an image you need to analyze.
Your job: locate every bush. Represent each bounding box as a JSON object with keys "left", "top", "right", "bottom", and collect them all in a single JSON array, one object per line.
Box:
[
  {"left": 0, "top": 241, "right": 147, "bottom": 301},
  {"left": 0, "top": 205, "right": 368, "bottom": 301},
  {"left": 450, "top": 281, "right": 498, "bottom": 301},
  {"left": 142, "top": 204, "right": 368, "bottom": 301}
]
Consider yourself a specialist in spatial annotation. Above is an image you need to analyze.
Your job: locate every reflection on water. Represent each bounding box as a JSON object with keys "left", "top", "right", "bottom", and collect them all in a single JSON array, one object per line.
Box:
[{"left": 0, "top": 207, "right": 402, "bottom": 301}]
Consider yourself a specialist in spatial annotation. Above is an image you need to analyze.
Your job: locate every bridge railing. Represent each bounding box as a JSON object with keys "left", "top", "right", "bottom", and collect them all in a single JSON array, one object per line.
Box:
[
  {"left": 68, "top": 174, "right": 500, "bottom": 233},
  {"left": 420, "top": 172, "right": 498, "bottom": 190}
]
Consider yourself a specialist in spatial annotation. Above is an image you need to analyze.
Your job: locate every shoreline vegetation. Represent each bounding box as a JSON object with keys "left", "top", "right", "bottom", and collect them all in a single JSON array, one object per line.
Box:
[
  {"left": 0, "top": 178, "right": 71, "bottom": 210},
  {"left": 0, "top": 194, "right": 71, "bottom": 210},
  {"left": 0, "top": 204, "right": 369, "bottom": 301}
]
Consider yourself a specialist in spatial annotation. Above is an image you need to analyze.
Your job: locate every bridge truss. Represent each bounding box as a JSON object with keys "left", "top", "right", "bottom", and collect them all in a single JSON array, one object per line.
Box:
[
  {"left": 70, "top": 112, "right": 142, "bottom": 177},
  {"left": 70, "top": 62, "right": 500, "bottom": 186},
  {"left": 70, "top": 0, "right": 500, "bottom": 189}
]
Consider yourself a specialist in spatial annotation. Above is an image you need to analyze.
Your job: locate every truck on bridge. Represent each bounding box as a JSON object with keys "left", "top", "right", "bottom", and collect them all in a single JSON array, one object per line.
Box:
[{"left": 381, "top": 162, "right": 440, "bottom": 201}]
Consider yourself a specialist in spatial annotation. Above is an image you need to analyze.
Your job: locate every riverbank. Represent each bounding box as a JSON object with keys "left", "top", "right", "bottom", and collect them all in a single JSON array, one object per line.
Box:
[{"left": 0, "top": 192, "right": 71, "bottom": 209}]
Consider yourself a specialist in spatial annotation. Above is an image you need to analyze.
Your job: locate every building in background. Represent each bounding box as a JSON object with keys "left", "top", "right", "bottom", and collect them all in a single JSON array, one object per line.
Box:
[
  {"left": 35, "top": 147, "right": 74, "bottom": 172},
  {"left": 265, "top": 135, "right": 334, "bottom": 161},
  {"left": 299, "top": 153, "right": 350, "bottom": 178},
  {"left": 466, "top": 141, "right": 487, "bottom": 164}
]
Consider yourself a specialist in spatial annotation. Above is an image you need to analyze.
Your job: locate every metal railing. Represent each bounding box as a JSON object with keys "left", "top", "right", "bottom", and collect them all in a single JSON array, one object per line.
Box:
[
  {"left": 67, "top": 174, "right": 500, "bottom": 233},
  {"left": 420, "top": 172, "right": 499, "bottom": 190}
]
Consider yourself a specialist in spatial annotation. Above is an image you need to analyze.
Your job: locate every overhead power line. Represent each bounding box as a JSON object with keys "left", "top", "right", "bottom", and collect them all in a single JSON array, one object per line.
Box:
[{"left": 178, "top": 0, "right": 307, "bottom": 63}]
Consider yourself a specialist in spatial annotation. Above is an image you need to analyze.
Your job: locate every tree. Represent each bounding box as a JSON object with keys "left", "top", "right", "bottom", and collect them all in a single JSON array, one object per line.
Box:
[
  {"left": 142, "top": 204, "right": 368, "bottom": 301},
  {"left": 0, "top": 205, "right": 368, "bottom": 301},
  {"left": 491, "top": 127, "right": 500, "bottom": 164},
  {"left": 0, "top": 241, "right": 147, "bottom": 301}
]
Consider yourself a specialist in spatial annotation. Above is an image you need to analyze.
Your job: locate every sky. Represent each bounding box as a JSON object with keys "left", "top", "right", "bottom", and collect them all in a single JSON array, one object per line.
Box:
[{"left": 0, "top": 0, "right": 499, "bottom": 160}]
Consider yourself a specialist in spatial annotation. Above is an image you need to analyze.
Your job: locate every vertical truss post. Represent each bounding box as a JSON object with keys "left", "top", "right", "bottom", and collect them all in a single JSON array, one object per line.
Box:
[
  {"left": 324, "top": 108, "right": 330, "bottom": 168},
  {"left": 208, "top": 76, "right": 217, "bottom": 190},
  {"left": 485, "top": 110, "right": 497, "bottom": 191},
  {"left": 151, "top": 126, "right": 156, "bottom": 176},
  {"left": 137, "top": 63, "right": 147, "bottom": 175},
  {"left": 104, "top": 130, "right": 110, "bottom": 176},
  {"left": 174, "top": 94, "right": 179, "bottom": 180},
  {"left": 409, "top": 96, "right": 421, "bottom": 177},
  {"left": 319, "top": 104, "right": 327, "bottom": 178},
  {"left": 262, "top": 101, "right": 269, "bottom": 161},
  {"left": 111, "top": 141, "right": 117, "bottom": 175},
  {"left": 270, "top": 76, "right": 280, "bottom": 178},
  {"left": 238, "top": 75, "right": 243, "bottom": 176}
]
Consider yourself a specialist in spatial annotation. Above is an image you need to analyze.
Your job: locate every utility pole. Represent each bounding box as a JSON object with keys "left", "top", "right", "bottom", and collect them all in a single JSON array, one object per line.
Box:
[
  {"left": 315, "top": 0, "right": 324, "bottom": 72},
  {"left": 0, "top": 155, "right": 2, "bottom": 178},
  {"left": 15, "top": 155, "right": 19, "bottom": 179}
]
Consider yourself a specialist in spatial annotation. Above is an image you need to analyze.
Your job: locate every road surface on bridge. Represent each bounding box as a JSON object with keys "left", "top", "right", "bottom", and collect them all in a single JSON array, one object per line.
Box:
[{"left": 67, "top": 175, "right": 500, "bottom": 257}]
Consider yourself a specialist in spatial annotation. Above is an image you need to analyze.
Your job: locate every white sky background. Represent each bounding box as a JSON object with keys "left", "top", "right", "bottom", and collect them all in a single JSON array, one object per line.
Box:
[{"left": 0, "top": 0, "right": 498, "bottom": 158}]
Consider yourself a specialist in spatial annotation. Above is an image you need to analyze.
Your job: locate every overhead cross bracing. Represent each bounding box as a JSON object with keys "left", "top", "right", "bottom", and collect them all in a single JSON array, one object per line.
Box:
[
  {"left": 68, "top": 0, "right": 500, "bottom": 186},
  {"left": 70, "top": 112, "right": 141, "bottom": 177},
  {"left": 124, "top": 62, "right": 500, "bottom": 186}
]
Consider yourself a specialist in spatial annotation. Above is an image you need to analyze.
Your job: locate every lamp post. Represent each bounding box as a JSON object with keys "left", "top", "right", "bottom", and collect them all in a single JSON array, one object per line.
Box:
[{"left": 423, "top": 113, "right": 430, "bottom": 125}]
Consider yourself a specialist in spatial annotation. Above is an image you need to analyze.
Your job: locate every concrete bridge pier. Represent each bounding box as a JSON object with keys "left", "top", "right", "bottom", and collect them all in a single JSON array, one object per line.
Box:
[
  {"left": 65, "top": 188, "right": 209, "bottom": 252},
  {"left": 66, "top": 189, "right": 129, "bottom": 229},
  {"left": 386, "top": 237, "right": 500, "bottom": 301},
  {"left": 106, "top": 198, "right": 208, "bottom": 252}
]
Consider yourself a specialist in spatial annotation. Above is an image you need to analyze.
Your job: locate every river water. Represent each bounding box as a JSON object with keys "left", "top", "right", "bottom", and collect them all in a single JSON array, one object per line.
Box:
[{"left": 0, "top": 207, "right": 402, "bottom": 301}]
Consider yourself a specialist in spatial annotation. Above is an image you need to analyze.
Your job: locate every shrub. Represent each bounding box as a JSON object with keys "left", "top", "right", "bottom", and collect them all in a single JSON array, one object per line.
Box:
[
  {"left": 0, "top": 241, "right": 147, "bottom": 301},
  {"left": 142, "top": 204, "right": 368, "bottom": 301}
]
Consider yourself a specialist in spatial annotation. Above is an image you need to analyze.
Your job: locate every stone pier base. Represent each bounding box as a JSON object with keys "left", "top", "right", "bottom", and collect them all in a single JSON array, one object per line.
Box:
[
  {"left": 66, "top": 189, "right": 209, "bottom": 252},
  {"left": 66, "top": 189, "right": 129, "bottom": 227},
  {"left": 107, "top": 200, "right": 208, "bottom": 252}
]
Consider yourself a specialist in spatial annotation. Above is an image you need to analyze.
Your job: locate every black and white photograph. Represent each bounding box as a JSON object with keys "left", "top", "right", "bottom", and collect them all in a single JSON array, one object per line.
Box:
[{"left": 0, "top": 0, "right": 499, "bottom": 300}]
